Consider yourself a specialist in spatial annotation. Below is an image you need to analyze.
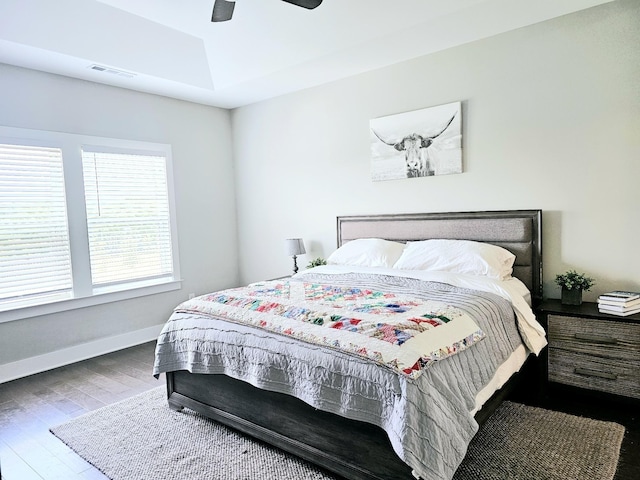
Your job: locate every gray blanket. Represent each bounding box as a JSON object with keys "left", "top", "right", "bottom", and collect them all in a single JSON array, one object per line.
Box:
[{"left": 153, "top": 272, "right": 524, "bottom": 480}]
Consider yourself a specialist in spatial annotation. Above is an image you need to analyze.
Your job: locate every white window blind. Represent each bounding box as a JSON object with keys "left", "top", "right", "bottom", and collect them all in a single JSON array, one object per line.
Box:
[
  {"left": 82, "top": 149, "right": 174, "bottom": 287},
  {"left": 0, "top": 143, "right": 73, "bottom": 304}
]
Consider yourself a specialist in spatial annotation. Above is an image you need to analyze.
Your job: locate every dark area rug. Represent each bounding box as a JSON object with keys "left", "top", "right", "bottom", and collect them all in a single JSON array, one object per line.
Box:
[{"left": 51, "top": 387, "right": 624, "bottom": 480}]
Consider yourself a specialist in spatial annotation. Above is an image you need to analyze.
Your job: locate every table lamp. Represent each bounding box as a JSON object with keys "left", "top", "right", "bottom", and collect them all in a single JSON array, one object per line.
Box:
[{"left": 285, "top": 238, "right": 306, "bottom": 274}]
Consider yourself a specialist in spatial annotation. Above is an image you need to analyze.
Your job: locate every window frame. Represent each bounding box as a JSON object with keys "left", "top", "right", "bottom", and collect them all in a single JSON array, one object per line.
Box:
[{"left": 0, "top": 126, "right": 181, "bottom": 324}]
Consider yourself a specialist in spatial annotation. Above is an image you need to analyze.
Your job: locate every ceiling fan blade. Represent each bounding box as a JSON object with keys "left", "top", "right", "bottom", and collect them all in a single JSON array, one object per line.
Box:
[
  {"left": 211, "top": 0, "right": 235, "bottom": 22},
  {"left": 281, "top": 0, "right": 323, "bottom": 10}
]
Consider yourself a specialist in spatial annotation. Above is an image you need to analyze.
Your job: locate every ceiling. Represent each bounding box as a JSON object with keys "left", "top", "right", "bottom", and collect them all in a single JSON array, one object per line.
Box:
[{"left": 0, "top": 0, "right": 612, "bottom": 109}]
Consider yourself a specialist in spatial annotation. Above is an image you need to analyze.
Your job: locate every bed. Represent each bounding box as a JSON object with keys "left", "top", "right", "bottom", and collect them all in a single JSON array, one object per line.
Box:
[{"left": 153, "top": 210, "right": 545, "bottom": 480}]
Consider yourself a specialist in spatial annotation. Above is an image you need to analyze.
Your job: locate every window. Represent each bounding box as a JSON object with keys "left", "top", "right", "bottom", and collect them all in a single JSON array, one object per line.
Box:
[
  {"left": 0, "top": 143, "right": 73, "bottom": 305},
  {"left": 0, "top": 127, "right": 180, "bottom": 321},
  {"left": 82, "top": 148, "right": 174, "bottom": 287}
]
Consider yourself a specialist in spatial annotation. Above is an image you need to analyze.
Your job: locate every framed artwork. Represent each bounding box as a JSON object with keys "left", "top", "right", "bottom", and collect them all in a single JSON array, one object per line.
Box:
[{"left": 370, "top": 101, "right": 462, "bottom": 181}]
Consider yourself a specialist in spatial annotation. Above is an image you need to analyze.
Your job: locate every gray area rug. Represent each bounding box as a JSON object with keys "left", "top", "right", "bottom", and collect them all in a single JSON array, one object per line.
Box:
[
  {"left": 51, "top": 386, "right": 625, "bottom": 480},
  {"left": 452, "top": 400, "right": 624, "bottom": 480}
]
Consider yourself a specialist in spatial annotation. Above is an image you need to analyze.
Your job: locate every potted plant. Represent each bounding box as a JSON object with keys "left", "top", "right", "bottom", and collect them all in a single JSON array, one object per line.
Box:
[
  {"left": 307, "top": 257, "right": 327, "bottom": 269},
  {"left": 554, "top": 270, "right": 595, "bottom": 305}
]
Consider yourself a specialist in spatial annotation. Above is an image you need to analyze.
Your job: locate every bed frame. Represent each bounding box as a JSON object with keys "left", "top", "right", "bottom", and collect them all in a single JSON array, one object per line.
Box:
[{"left": 165, "top": 210, "right": 542, "bottom": 480}]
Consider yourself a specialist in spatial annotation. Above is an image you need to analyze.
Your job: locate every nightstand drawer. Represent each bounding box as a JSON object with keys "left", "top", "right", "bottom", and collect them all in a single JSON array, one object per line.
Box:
[
  {"left": 547, "top": 315, "right": 640, "bottom": 362},
  {"left": 548, "top": 349, "right": 640, "bottom": 398}
]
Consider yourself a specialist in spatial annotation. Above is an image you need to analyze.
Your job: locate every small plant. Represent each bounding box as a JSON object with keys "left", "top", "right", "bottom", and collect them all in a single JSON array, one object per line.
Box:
[
  {"left": 307, "top": 257, "right": 327, "bottom": 269},
  {"left": 554, "top": 270, "right": 595, "bottom": 291}
]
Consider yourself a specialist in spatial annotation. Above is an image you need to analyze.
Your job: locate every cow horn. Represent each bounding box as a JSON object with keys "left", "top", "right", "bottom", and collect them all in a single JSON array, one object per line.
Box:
[
  {"left": 371, "top": 129, "right": 404, "bottom": 151},
  {"left": 425, "top": 114, "right": 456, "bottom": 142}
]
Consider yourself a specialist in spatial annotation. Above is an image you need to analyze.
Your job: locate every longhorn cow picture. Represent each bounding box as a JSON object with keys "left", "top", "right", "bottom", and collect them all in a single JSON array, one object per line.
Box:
[{"left": 370, "top": 102, "right": 462, "bottom": 181}]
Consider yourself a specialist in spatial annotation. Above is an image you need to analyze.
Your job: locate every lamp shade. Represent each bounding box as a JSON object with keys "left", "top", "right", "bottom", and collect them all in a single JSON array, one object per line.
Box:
[{"left": 285, "top": 238, "right": 306, "bottom": 256}]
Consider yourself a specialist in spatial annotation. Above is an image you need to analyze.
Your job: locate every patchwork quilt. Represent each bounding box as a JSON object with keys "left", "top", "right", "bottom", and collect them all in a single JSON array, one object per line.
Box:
[{"left": 174, "top": 278, "right": 485, "bottom": 379}]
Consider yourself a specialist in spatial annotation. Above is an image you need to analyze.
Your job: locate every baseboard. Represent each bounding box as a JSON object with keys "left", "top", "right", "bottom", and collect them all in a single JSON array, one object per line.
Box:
[{"left": 0, "top": 323, "right": 165, "bottom": 384}]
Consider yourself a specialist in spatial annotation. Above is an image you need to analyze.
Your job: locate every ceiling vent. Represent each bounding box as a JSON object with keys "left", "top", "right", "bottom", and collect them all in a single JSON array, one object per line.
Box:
[{"left": 88, "top": 64, "right": 136, "bottom": 78}]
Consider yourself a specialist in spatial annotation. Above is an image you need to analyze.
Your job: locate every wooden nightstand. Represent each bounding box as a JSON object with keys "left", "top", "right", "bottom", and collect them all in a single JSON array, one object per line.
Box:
[
  {"left": 537, "top": 300, "right": 640, "bottom": 400},
  {"left": 267, "top": 275, "right": 291, "bottom": 281}
]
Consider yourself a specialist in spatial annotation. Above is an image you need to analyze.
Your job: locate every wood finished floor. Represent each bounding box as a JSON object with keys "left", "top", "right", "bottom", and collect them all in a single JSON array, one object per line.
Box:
[
  {"left": 0, "top": 342, "right": 162, "bottom": 480},
  {"left": 0, "top": 342, "right": 638, "bottom": 480}
]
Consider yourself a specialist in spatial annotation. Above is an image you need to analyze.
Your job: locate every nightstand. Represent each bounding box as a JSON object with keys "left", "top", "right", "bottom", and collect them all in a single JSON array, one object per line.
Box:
[
  {"left": 537, "top": 300, "right": 640, "bottom": 400},
  {"left": 267, "top": 275, "right": 291, "bottom": 281}
]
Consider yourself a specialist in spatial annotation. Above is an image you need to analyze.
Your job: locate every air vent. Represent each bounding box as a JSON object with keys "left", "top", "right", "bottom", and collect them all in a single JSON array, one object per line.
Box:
[{"left": 88, "top": 64, "right": 136, "bottom": 79}]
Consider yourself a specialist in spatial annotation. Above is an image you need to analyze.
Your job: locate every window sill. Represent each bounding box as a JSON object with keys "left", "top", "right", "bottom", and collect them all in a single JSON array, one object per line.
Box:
[{"left": 0, "top": 279, "right": 182, "bottom": 324}]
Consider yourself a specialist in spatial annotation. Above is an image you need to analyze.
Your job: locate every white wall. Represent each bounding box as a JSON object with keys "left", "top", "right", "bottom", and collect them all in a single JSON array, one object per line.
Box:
[
  {"left": 232, "top": 0, "right": 640, "bottom": 301},
  {"left": 0, "top": 64, "right": 239, "bottom": 372}
]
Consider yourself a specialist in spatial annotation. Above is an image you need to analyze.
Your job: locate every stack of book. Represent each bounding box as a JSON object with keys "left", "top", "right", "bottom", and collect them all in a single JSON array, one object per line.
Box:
[{"left": 597, "top": 290, "right": 640, "bottom": 316}]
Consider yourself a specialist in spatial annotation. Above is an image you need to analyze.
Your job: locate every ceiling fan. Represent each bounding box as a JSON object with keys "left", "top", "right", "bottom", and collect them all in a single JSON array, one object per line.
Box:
[{"left": 212, "top": 0, "right": 323, "bottom": 22}]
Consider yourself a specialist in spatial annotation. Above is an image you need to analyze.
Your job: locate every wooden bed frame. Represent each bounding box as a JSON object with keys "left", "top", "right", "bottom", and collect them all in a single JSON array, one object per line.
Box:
[{"left": 164, "top": 210, "right": 542, "bottom": 480}]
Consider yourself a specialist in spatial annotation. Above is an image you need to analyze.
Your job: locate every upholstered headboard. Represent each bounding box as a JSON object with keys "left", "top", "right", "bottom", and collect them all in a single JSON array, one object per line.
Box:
[{"left": 336, "top": 210, "right": 542, "bottom": 303}]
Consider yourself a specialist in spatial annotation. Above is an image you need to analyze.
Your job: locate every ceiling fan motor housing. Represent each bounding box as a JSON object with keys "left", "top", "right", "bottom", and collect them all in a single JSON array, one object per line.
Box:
[{"left": 212, "top": 0, "right": 323, "bottom": 22}]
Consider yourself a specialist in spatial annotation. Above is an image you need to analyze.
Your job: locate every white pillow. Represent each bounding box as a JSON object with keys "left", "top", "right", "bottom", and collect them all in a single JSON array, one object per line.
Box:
[
  {"left": 326, "top": 238, "right": 405, "bottom": 268},
  {"left": 392, "top": 239, "right": 516, "bottom": 280}
]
